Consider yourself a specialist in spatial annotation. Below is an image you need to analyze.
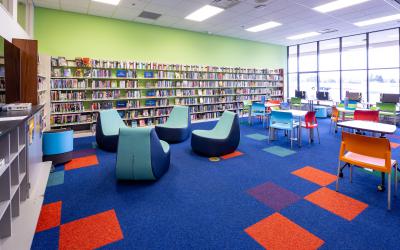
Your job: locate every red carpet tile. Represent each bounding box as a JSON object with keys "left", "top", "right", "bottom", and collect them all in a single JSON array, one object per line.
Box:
[
  {"left": 59, "top": 209, "right": 123, "bottom": 250},
  {"left": 36, "top": 201, "right": 62, "bottom": 233},
  {"left": 245, "top": 212, "right": 324, "bottom": 250},
  {"left": 390, "top": 142, "right": 400, "bottom": 149},
  {"left": 65, "top": 155, "right": 99, "bottom": 171},
  {"left": 292, "top": 166, "right": 337, "bottom": 186},
  {"left": 221, "top": 151, "right": 243, "bottom": 160},
  {"left": 305, "top": 187, "right": 368, "bottom": 221}
]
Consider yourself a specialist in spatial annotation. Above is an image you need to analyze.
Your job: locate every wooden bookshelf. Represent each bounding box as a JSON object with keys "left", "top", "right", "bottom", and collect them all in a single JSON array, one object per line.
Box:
[{"left": 49, "top": 57, "right": 284, "bottom": 130}]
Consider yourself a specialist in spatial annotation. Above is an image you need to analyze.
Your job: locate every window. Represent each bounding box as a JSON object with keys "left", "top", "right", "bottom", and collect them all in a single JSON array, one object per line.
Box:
[
  {"left": 369, "top": 69, "right": 399, "bottom": 103},
  {"left": 342, "top": 70, "right": 367, "bottom": 102},
  {"left": 319, "top": 71, "right": 340, "bottom": 101},
  {"left": 299, "top": 73, "right": 317, "bottom": 99},
  {"left": 299, "top": 43, "right": 317, "bottom": 72},
  {"left": 288, "top": 46, "right": 297, "bottom": 73},
  {"left": 369, "top": 29, "right": 399, "bottom": 69},
  {"left": 319, "top": 39, "right": 340, "bottom": 71},
  {"left": 288, "top": 73, "right": 298, "bottom": 98},
  {"left": 342, "top": 35, "right": 366, "bottom": 70}
]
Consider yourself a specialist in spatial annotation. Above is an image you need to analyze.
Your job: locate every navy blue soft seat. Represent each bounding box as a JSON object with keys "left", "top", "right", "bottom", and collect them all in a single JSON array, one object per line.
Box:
[
  {"left": 191, "top": 111, "right": 240, "bottom": 157},
  {"left": 155, "top": 106, "right": 190, "bottom": 143},
  {"left": 116, "top": 127, "right": 170, "bottom": 180},
  {"left": 96, "top": 110, "right": 127, "bottom": 152},
  {"left": 42, "top": 128, "right": 73, "bottom": 165}
]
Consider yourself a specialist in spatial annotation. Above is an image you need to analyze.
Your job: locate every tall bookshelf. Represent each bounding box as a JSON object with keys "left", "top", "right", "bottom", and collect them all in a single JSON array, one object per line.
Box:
[
  {"left": 49, "top": 57, "right": 284, "bottom": 131},
  {"left": 37, "top": 54, "right": 51, "bottom": 132},
  {"left": 0, "top": 57, "right": 4, "bottom": 104}
]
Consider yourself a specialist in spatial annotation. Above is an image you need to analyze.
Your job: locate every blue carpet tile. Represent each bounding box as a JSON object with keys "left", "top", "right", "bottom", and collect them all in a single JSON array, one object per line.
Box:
[{"left": 32, "top": 118, "right": 400, "bottom": 249}]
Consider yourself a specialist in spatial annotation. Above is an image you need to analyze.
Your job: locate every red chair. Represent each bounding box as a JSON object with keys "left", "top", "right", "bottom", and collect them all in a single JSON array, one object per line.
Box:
[
  {"left": 301, "top": 111, "right": 320, "bottom": 144},
  {"left": 354, "top": 110, "right": 379, "bottom": 122},
  {"left": 268, "top": 100, "right": 281, "bottom": 105}
]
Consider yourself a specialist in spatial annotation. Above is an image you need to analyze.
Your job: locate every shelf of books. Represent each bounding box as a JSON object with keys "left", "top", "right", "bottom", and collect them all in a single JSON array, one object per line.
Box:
[
  {"left": 0, "top": 57, "right": 5, "bottom": 104},
  {"left": 38, "top": 55, "right": 51, "bottom": 132},
  {"left": 50, "top": 57, "right": 284, "bottom": 131}
]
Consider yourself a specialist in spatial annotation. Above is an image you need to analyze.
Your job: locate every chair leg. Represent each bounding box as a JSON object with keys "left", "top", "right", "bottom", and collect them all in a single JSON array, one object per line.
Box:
[
  {"left": 290, "top": 130, "right": 293, "bottom": 149},
  {"left": 317, "top": 126, "right": 320, "bottom": 144},
  {"left": 350, "top": 165, "right": 353, "bottom": 183},
  {"left": 336, "top": 160, "right": 341, "bottom": 191},
  {"left": 268, "top": 127, "right": 271, "bottom": 144},
  {"left": 395, "top": 163, "right": 398, "bottom": 196},
  {"left": 388, "top": 172, "right": 391, "bottom": 210}
]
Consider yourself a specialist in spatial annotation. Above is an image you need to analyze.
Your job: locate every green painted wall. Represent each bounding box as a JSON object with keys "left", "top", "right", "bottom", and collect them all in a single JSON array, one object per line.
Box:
[
  {"left": 34, "top": 7, "right": 286, "bottom": 70},
  {"left": 18, "top": 2, "right": 26, "bottom": 30}
]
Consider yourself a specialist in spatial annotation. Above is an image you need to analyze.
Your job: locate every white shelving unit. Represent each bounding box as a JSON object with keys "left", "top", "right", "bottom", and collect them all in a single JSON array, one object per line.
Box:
[{"left": 0, "top": 123, "right": 28, "bottom": 239}]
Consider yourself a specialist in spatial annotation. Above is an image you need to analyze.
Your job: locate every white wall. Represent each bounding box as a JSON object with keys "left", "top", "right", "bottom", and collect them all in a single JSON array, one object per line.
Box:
[{"left": 0, "top": 3, "right": 30, "bottom": 41}]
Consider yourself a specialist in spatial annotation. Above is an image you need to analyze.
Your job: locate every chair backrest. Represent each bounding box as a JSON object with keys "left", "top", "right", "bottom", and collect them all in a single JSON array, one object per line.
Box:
[
  {"left": 331, "top": 106, "right": 339, "bottom": 119},
  {"left": 100, "top": 109, "right": 126, "bottom": 136},
  {"left": 354, "top": 110, "right": 379, "bottom": 122},
  {"left": 291, "top": 97, "right": 301, "bottom": 105},
  {"left": 304, "top": 111, "right": 317, "bottom": 128},
  {"left": 377, "top": 102, "right": 396, "bottom": 113},
  {"left": 270, "top": 110, "right": 293, "bottom": 125},
  {"left": 251, "top": 102, "right": 265, "bottom": 114},
  {"left": 165, "top": 105, "right": 189, "bottom": 127},
  {"left": 340, "top": 132, "right": 391, "bottom": 170},
  {"left": 243, "top": 100, "right": 252, "bottom": 107},
  {"left": 279, "top": 102, "right": 290, "bottom": 110},
  {"left": 212, "top": 111, "right": 237, "bottom": 138},
  {"left": 269, "top": 100, "right": 281, "bottom": 105},
  {"left": 260, "top": 96, "right": 266, "bottom": 103}
]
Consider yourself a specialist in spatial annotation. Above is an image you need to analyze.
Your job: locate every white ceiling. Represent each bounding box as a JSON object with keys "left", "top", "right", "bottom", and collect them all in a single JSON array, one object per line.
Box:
[{"left": 32, "top": 0, "right": 400, "bottom": 46}]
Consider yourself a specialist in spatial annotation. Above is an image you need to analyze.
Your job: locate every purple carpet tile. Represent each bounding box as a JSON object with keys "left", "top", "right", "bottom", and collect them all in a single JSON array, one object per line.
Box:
[
  {"left": 72, "top": 148, "right": 97, "bottom": 158},
  {"left": 247, "top": 182, "right": 301, "bottom": 211}
]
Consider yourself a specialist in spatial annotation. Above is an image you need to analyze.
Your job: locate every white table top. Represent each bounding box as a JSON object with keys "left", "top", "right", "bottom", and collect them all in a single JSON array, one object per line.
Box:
[
  {"left": 337, "top": 120, "right": 397, "bottom": 134},
  {"left": 336, "top": 107, "right": 372, "bottom": 113},
  {"left": 280, "top": 109, "right": 308, "bottom": 117},
  {"left": 265, "top": 103, "right": 281, "bottom": 107}
]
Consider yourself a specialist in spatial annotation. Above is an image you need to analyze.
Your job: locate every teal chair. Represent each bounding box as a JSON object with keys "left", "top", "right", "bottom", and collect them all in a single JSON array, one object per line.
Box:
[
  {"left": 250, "top": 102, "right": 267, "bottom": 127},
  {"left": 268, "top": 110, "right": 298, "bottom": 149},
  {"left": 242, "top": 100, "right": 252, "bottom": 124},
  {"left": 191, "top": 111, "right": 240, "bottom": 157},
  {"left": 376, "top": 102, "right": 397, "bottom": 125},
  {"left": 116, "top": 127, "right": 170, "bottom": 180},
  {"left": 155, "top": 106, "right": 190, "bottom": 143},
  {"left": 290, "top": 97, "right": 302, "bottom": 110},
  {"left": 96, "top": 109, "right": 127, "bottom": 152}
]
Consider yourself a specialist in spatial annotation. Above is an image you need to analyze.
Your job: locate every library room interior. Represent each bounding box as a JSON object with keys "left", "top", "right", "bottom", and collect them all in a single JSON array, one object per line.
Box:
[{"left": 2, "top": 0, "right": 400, "bottom": 249}]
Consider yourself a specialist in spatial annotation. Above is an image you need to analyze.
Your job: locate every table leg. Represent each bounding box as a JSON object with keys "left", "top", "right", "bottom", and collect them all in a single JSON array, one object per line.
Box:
[{"left": 298, "top": 117, "right": 302, "bottom": 147}]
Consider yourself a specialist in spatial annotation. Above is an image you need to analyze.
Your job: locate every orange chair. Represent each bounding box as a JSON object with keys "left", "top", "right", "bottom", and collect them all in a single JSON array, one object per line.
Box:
[
  {"left": 330, "top": 106, "right": 342, "bottom": 133},
  {"left": 336, "top": 132, "right": 398, "bottom": 210},
  {"left": 301, "top": 111, "right": 320, "bottom": 144}
]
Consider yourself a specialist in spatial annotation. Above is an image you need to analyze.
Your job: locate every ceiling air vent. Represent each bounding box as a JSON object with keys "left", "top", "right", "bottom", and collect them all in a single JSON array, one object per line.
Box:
[
  {"left": 138, "top": 11, "right": 162, "bottom": 20},
  {"left": 210, "top": 0, "right": 241, "bottom": 9},
  {"left": 318, "top": 28, "right": 338, "bottom": 34}
]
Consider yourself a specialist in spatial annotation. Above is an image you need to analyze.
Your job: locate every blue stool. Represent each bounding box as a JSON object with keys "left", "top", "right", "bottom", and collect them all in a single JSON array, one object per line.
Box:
[{"left": 42, "top": 128, "right": 73, "bottom": 166}]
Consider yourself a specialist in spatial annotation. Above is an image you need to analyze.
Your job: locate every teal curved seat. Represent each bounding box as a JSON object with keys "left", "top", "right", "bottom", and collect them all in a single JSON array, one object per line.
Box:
[
  {"left": 116, "top": 127, "right": 170, "bottom": 180},
  {"left": 191, "top": 111, "right": 240, "bottom": 157},
  {"left": 96, "top": 109, "right": 127, "bottom": 152},
  {"left": 155, "top": 106, "right": 191, "bottom": 143}
]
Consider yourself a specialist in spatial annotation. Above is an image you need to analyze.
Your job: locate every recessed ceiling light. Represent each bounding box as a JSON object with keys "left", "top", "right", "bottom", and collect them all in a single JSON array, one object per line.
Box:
[
  {"left": 246, "top": 21, "right": 282, "bottom": 32},
  {"left": 92, "top": 0, "right": 120, "bottom": 5},
  {"left": 185, "top": 5, "right": 224, "bottom": 22},
  {"left": 313, "top": 0, "right": 369, "bottom": 13},
  {"left": 354, "top": 14, "right": 400, "bottom": 26},
  {"left": 287, "top": 32, "right": 321, "bottom": 40}
]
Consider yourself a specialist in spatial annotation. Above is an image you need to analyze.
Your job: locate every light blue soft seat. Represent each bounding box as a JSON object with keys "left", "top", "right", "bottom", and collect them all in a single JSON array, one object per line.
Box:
[
  {"left": 268, "top": 110, "right": 299, "bottom": 148},
  {"left": 191, "top": 111, "right": 240, "bottom": 157},
  {"left": 116, "top": 127, "right": 170, "bottom": 180},
  {"left": 42, "top": 128, "right": 73, "bottom": 165},
  {"left": 155, "top": 106, "right": 190, "bottom": 143},
  {"left": 96, "top": 109, "right": 127, "bottom": 152}
]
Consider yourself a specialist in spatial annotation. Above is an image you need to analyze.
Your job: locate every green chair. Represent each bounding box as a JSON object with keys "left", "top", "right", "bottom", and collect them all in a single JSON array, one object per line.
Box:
[
  {"left": 376, "top": 102, "right": 397, "bottom": 125},
  {"left": 191, "top": 111, "right": 240, "bottom": 157},
  {"left": 290, "top": 97, "right": 302, "bottom": 110},
  {"left": 155, "top": 106, "right": 190, "bottom": 143},
  {"left": 116, "top": 127, "right": 170, "bottom": 180},
  {"left": 96, "top": 109, "right": 127, "bottom": 152}
]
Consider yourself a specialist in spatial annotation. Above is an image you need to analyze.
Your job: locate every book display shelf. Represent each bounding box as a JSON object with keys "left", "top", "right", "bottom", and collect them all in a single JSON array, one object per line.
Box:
[
  {"left": 50, "top": 57, "right": 284, "bottom": 130},
  {"left": 37, "top": 55, "right": 51, "bottom": 132}
]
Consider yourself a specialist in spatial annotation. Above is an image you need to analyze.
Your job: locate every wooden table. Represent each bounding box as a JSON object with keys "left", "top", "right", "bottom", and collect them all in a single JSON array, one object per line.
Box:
[{"left": 336, "top": 120, "right": 397, "bottom": 191}]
